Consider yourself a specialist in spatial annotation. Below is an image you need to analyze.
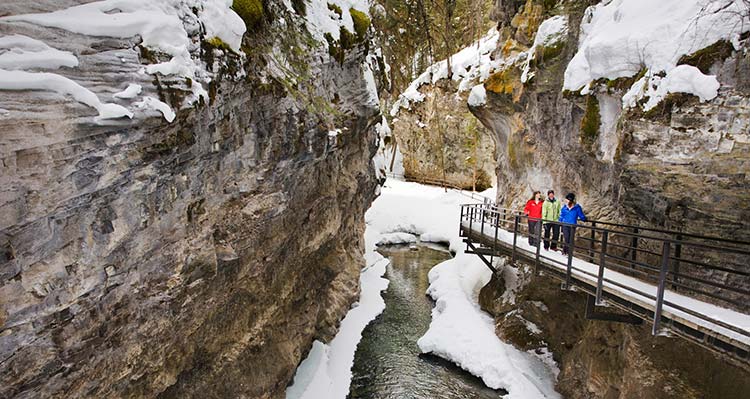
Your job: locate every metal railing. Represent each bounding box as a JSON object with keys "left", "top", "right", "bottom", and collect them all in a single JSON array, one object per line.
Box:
[{"left": 459, "top": 203, "right": 750, "bottom": 339}]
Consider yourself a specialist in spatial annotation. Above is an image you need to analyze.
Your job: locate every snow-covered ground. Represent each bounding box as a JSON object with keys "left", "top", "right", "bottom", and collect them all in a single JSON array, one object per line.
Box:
[{"left": 286, "top": 180, "right": 560, "bottom": 399}]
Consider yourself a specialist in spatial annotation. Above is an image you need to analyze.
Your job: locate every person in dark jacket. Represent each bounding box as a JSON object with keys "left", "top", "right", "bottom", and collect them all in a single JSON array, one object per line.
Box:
[
  {"left": 523, "top": 191, "right": 543, "bottom": 246},
  {"left": 559, "top": 193, "right": 586, "bottom": 255}
]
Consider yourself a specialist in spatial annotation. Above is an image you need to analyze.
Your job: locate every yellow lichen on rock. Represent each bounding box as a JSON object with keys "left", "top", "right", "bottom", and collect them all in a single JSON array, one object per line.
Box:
[
  {"left": 484, "top": 67, "right": 523, "bottom": 102},
  {"left": 501, "top": 37, "right": 525, "bottom": 58},
  {"left": 511, "top": 0, "right": 545, "bottom": 45}
]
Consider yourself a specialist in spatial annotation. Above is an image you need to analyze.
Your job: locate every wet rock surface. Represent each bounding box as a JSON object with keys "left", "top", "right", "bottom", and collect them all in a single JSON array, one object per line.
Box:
[{"left": 0, "top": 1, "right": 379, "bottom": 398}]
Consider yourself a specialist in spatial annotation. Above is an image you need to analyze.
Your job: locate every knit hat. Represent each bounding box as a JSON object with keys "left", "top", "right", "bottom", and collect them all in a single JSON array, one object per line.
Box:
[{"left": 565, "top": 193, "right": 576, "bottom": 202}]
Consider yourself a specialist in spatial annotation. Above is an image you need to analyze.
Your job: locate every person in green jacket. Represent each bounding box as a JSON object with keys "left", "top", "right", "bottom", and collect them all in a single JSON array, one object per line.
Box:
[{"left": 542, "top": 190, "right": 562, "bottom": 251}]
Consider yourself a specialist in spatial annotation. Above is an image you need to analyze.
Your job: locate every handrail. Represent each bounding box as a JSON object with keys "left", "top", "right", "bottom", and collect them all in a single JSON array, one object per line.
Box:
[
  {"left": 478, "top": 204, "right": 750, "bottom": 248},
  {"left": 458, "top": 202, "right": 750, "bottom": 341}
]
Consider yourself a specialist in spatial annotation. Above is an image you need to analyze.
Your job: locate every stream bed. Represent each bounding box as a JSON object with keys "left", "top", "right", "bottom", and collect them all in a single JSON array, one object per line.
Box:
[{"left": 348, "top": 244, "right": 502, "bottom": 399}]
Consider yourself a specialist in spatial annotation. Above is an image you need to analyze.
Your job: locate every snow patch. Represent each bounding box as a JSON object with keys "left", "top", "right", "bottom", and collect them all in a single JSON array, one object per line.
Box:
[
  {"left": 521, "top": 15, "right": 568, "bottom": 83},
  {"left": 468, "top": 84, "right": 487, "bottom": 107},
  {"left": 372, "top": 116, "right": 404, "bottom": 178},
  {"left": 0, "top": 35, "right": 78, "bottom": 70},
  {"left": 0, "top": 69, "right": 132, "bottom": 120},
  {"left": 113, "top": 83, "right": 143, "bottom": 99},
  {"left": 135, "top": 96, "right": 176, "bottom": 122},
  {"left": 641, "top": 65, "right": 721, "bottom": 110},
  {"left": 375, "top": 232, "right": 418, "bottom": 246}
]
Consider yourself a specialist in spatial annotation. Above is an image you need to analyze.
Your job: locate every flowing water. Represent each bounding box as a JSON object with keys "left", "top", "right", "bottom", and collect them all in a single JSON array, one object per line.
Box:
[{"left": 349, "top": 244, "right": 502, "bottom": 399}]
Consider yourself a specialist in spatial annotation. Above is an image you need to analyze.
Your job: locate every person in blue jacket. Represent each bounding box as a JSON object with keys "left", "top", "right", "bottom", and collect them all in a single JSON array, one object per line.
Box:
[{"left": 559, "top": 193, "right": 586, "bottom": 255}]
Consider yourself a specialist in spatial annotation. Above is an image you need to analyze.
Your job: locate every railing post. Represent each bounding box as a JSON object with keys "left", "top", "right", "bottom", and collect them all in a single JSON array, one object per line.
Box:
[
  {"left": 535, "top": 219, "right": 542, "bottom": 274},
  {"left": 460, "top": 205, "right": 465, "bottom": 237},
  {"left": 672, "top": 234, "right": 682, "bottom": 291},
  {"left": 512, "top": 215, "right": 519, "bottom": 264},
  {"left": 493, "top": 210, "right": 499, "bottom": 251},
  {"left": 469, "top": 206, "right": 474, "bottom": 237},
  {"left": 653, "top": 241, "right": 671, "bottom": 336},
  {"left": 631, "top": 227, "right": 639, "bottom": 269},
  {"left": 480, "top": 206, "right": 485, "bottom": 237},
  {"left": 589, "top": 222, "right": 596, "bottom": 259},
  {"left": 596, "top": 230, "right": 609, "bottom": 305},
  {"left": 502, "top": 208, "right": 507, "bottom": 229},
  {"left": 565, "top": 226, "right": 576, "bottom": 289}
]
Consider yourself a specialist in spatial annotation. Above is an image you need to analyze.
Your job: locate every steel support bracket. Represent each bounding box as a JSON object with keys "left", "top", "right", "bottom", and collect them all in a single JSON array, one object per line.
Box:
[
  {"left": 585, "top": 295, "right": 642, "bottom": 325},
  {"left": 465, "top": 241, "right": 498, "bottom": 274}
]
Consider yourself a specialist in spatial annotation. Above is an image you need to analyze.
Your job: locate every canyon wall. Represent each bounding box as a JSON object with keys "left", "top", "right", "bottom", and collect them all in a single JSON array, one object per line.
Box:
[
  {"left": 385, "top": 0, "right": 750, "bottom": 396},
  {"left": 0, "top": 1, "right": 380, "bottom": 397},
  {"left": 471, "top": 1, "right": 750, "bottom": 396}
]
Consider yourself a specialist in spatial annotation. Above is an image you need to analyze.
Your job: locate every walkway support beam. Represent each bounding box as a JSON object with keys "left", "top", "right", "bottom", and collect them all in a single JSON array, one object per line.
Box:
[
  {"left": 596, "top": 230, "right": 609, "bottom": 305},
  {"left": 653, "top": 241, "right": 671, "bottom": 336}
]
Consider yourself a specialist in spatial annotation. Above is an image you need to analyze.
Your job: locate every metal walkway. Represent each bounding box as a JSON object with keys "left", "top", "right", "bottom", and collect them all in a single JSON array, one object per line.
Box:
[{"left": 459, "top": 203, "right": 750, "bottom": 369}]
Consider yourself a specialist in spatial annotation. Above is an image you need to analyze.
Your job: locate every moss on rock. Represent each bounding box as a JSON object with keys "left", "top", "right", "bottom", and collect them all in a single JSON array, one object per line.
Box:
[
  {"left": 580, "top": 95, "right": 600, "bottom": 149},
  {"left": 232, "top": 0, "right": 263, "bottom": 29},
  {"left": 678, "top": 40, "right": 734, "bottom": 74},
  {"left": 206, "top": 37, "right": 233, "bottom": 53},
  {"left": 327, "top": 3, "right": 342, "bottom": 17},
  {"left": 349, "top": 8, "right": 371, "bottom": 41}
]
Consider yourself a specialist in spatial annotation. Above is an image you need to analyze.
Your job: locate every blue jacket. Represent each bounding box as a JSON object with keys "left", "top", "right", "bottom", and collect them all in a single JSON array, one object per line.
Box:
[{"left": 559, "top": 204, "right": 586, "bottom": 225}]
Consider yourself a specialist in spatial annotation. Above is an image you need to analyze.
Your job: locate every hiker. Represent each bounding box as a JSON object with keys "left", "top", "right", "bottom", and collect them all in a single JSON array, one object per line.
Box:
[
  {"left": 542, "top": 190, "right": 562, "bottom": 251},
  {"left": 559, "top": 193, "right": 586, "bottom": 255},
  {"left": 523, "top": 191, "right": 544, "bottom": 246}
]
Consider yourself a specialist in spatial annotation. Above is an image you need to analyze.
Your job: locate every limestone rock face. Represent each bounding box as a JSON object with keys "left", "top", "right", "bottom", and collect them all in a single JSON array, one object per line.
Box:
[
  {"left": 391, "top": 85, "right": 497, "bottom": 190},
  {"left": 0, "top": 1, "right": 379, "bottom": 398}
]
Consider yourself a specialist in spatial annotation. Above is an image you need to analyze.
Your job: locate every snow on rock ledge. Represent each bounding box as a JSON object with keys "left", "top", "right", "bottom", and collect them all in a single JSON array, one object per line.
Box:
[
  {"left": 564, "top": 0, "right": 749, "bottom": 108},
  {"left": 521, "top": 15, "right": 568, "bottom": 83},
  {"left": 468, "top": 84, "right": 487, "bottom": 107},
  {"left": 0, "top": 0, "right": 245, "bottom": 122},
  {"left": 0, "top": 70, "right": 133, "bottom": 120},
  {"left": 390, "top": 29, "right": 509, "bottom": 116}
]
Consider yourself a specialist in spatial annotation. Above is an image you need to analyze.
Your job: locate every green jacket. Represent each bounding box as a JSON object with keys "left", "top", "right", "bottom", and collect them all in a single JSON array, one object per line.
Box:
[{"left": 542, "top": 198, "right": 562, "bottom": 222}]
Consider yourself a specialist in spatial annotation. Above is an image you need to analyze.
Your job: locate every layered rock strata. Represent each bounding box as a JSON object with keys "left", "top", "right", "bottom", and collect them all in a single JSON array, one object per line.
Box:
[{"left": 0, "top": 1, "right": 380, "bottom": 397}]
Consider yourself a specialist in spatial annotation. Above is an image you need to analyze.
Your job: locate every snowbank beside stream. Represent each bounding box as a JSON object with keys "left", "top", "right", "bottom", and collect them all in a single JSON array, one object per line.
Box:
[{"left": 287, "top": 179, "right": 559, "bottom": 399}]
